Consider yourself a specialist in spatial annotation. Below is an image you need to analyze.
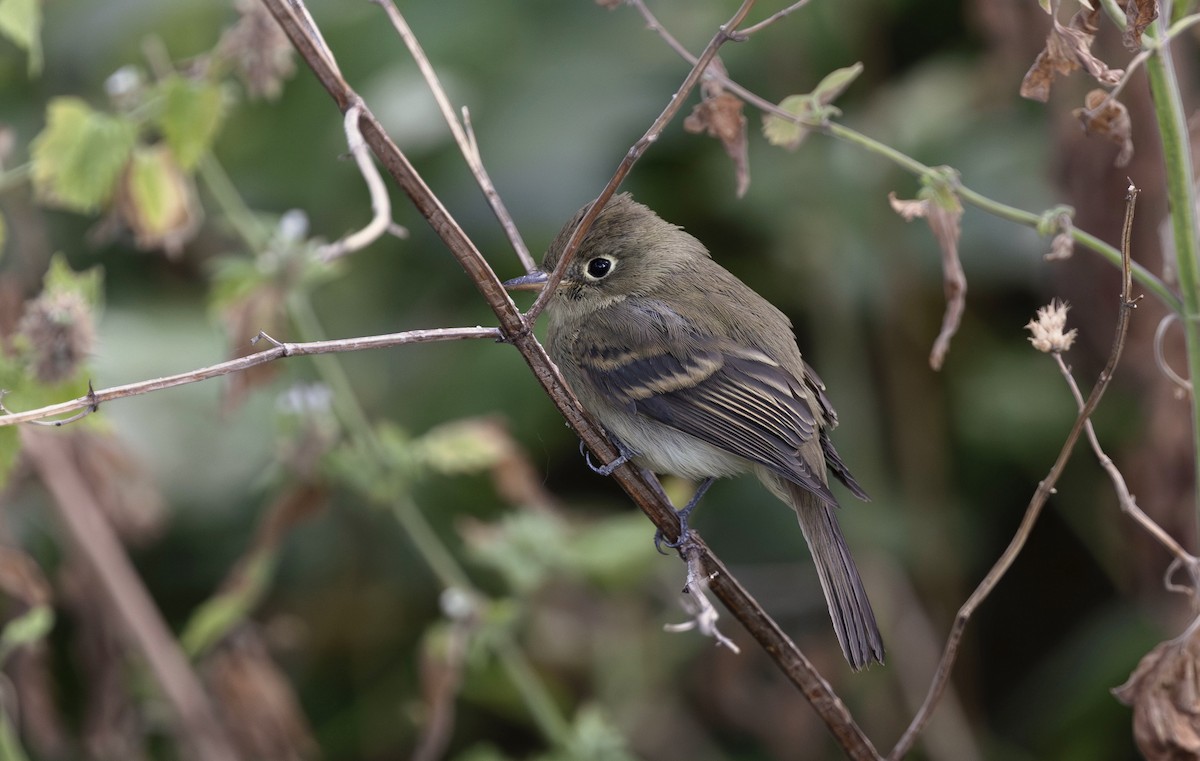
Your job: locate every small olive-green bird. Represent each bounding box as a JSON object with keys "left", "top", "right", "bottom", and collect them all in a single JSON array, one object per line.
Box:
[{"left": 505, "top": 194, "right": 883, "bottom": 669}]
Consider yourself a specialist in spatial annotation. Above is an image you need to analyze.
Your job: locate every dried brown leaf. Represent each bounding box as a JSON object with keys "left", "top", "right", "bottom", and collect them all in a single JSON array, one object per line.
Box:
[
  {"left": 887, "top": 192, "right": 929, "bottom": 221},
  {"left": 220, "top": 284, "right": 286, "bottom": 413},
  {"left": 0, "top": 547, "right": 52, "bottom": 609},
  {"left": 1046, "top": 230, "right": 1075, "bottom": 260},
  {"left": 1021, "top": 8, "right": 1123, "bottom": 101},
  {"left": 1124, "top": 0, "right": 1159, "bottom": 51},
  {"left": 216, "top": 0, "right": 297, "bottom": 100},
  {"left": 71, "top": 429, "right": 166, "bottom": 545},
  {"left": 204, "top": 631, "right": 316, "bottom": 761},
  {"left": 684, "top": 60, "right": 750, "bottom": 197},
  {"left": 1073, "top": 89, "right": 1134, "bottom": 167},
  {"left": 1114, "top": 625, "right": 1200, "bottom": 760},
  {"left": 926, "top": 203, "right": 966, "bottom": 371},
  {"left": 889, "top": 186, "right": 966, "bottom": 370}
]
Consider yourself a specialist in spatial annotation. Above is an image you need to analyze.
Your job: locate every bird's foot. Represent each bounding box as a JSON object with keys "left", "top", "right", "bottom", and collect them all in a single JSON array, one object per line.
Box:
[
  {"left": 654, "top": 477, "right": 715, "bottom": 555},
  {"left": 580, "top": 437, "right": 634, "bottom": 476}
]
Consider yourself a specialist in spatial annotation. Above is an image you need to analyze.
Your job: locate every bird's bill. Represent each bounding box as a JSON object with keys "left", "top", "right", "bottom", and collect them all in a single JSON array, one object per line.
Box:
[{"left": 502, "top": 271, "right": 549, "bottom": 292}]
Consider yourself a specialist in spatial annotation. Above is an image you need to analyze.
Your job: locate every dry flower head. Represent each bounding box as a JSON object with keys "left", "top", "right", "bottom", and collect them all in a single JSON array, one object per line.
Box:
[{"left": 1026, "top": 299, "right": 1078, "bottom": 353}]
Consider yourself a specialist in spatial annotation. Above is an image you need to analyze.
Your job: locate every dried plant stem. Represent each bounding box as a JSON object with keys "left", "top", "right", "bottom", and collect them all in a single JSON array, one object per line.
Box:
[
  {"left": 889, "top": 184, "right": 1141, "bottom": 761},
  {"left": 1053, "top": 352, "right": 1196, "bottom": 567},
  {"left": 0, "top": 327, "right": 501, "bottom": 427},
  {"left": 21, "top": 430, "right": 240, "bottom": 761}
]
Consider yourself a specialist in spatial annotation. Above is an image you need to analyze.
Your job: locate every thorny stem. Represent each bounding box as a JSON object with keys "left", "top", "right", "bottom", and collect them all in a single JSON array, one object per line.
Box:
[{"left": 890, "top": 184, "right": 1142, "bottom": 761}]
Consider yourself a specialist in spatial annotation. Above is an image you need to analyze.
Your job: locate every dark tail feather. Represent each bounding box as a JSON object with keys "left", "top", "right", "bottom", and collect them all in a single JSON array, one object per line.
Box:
[{"left": 787, "top": 482, "right": 884, "bottom": 670}]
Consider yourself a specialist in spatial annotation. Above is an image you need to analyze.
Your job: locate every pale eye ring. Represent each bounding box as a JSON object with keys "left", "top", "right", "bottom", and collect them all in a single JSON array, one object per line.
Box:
[{"left": 585, "top": 256, "right": 615, "bottom": 280}]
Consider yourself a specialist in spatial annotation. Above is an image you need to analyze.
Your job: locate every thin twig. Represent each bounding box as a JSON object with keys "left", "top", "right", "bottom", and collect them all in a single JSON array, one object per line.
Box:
[
  {"left": 0, "top": 327, "right": 501, "bottom": 426},
  {"left": 257, "top": 2, "right": 881, "bottom": 756},
  {"left": 889, "top": 183, "right": 1142, "bottom": 761},
  {"left": 375, "top": 0, "right": 535, "bottom": 272},
  {"left": 316, "top": 101, "right": 402, "bottom": 261},
  {"left": 663, "top": 541, "right": 741, "bottom": 653},
  {"left": 21, "top": 430, "right": 240, "bottom": 761},
  {"left": 1053, "top": 352, "right": 1196, "bottom": 567},
  {"left": 730, "top": 0, "right": 814, "bottom": 39},
  {"left": 524, "top": 0, "right": 759, "bottom": 323}
]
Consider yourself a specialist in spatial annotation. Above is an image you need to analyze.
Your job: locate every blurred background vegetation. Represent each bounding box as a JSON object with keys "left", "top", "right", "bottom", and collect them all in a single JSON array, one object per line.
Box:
[{"left": 0, "top": 0, "right": 1194, "bottom": 759}]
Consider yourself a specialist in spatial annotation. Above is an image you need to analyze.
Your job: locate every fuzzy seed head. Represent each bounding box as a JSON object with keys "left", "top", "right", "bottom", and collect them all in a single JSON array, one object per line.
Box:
[{"left": 1025, "top": 299, "right": 1077, "bottom": 353}]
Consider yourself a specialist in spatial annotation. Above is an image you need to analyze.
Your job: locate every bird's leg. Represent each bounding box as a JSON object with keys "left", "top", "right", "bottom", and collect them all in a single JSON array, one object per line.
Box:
[
  {"left": 655, "top": 477, "right": 716, "bottom": 554},
  {"left": 580, "top": 435, "right": 635, "bottom": 476}
]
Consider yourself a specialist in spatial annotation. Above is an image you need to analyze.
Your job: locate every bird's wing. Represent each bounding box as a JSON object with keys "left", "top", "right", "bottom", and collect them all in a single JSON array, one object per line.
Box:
[
  {"left": 802, "top": 360, "right": 870, "bottom": 501},
  {"left": 576, "top": 302, "right": 838, "bottom": 504}
]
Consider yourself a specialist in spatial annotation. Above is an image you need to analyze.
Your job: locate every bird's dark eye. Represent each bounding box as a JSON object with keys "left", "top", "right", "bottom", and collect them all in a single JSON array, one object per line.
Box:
[{"left": 586, "top": 256, "right": 614, "bottom": 280}]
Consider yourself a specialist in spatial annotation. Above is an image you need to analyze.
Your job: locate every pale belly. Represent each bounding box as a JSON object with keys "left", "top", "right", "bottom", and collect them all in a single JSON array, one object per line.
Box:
[{"left": 601, "top": 409, "right": 749, "bottom": 482}]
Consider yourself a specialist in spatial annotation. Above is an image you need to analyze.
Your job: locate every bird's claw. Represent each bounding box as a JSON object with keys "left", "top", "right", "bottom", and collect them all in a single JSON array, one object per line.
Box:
[{"left": 580, "top": 438, "right": 632, "bottom": 476}]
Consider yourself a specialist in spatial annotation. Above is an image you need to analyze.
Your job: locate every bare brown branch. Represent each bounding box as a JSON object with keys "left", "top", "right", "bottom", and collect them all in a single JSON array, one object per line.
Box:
[{"left": 0, "top": 327, "right": 502, "bottom": 426}]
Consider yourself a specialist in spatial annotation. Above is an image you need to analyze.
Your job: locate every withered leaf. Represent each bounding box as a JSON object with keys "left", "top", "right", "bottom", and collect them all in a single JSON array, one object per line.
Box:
[
  {"left": 1073, "top": 89, "right": 1134, "bottom": 167},
  {"left": 889, "top": 181, "right": 966, "bottom": 371},
  {"left": 1021, "top": 8, "right": 1123, "bottom": 102},
  {"left": 1114, "top": 627, "right": 1200, "bottom": 760},
  {"left": 1124, "top": 0, "right": 1159, "bottom": 51},
  {"left": 685, "top": 91, "right": 750, "bottom": 197},
  {"left": 216, "top": 0, "right": 297, "bottom": 101}
]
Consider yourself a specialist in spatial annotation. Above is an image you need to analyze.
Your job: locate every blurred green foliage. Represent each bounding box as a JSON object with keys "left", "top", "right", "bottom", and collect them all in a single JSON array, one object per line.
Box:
[{"left": 0, "top": 0, "right": 1190, "bottom": 759}]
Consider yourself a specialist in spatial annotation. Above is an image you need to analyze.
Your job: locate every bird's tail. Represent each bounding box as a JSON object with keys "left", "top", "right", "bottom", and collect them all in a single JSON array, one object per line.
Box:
[{"left": 785, "top": 480, "right": 884, "bottom": 670}]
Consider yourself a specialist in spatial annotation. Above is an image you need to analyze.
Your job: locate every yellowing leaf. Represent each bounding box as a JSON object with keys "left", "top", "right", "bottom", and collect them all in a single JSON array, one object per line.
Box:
[
  {"left": 763, "top": 63, "right": 862, "bottom": 151},
  {"left": 0, "top": 0, "right": 42, "bottom": 75},
  {"left": 762, "top": 94, "right": 815, "bottom": 150},
  {"left": 156, "top": 75, "right": 226, "bottom": 169},
  {"left": 117, "top": 145, "right": 199, "bottom": 255},
  {"left": 30, "top": 98, "right": 137, "bottom": 213}
]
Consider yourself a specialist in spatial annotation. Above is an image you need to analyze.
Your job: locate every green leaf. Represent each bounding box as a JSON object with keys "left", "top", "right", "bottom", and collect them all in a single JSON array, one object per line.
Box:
[
  {"left": 0, "top": 0, "right": 42, "bottom": 76},
  {"left": 155, "top": 75, "right": 226, "bottom": 170},
  {"left": 123, "top": 145, "right": 191, "bottom": 242},
  {"left": 0, "top": 606, "right": 53, "bottom": 664},
  {"left": 0, "top": 428, "right": 18, "bottom": 493},
  {"left": 0, "top": 706, "right": 31, "bottom": 761},
  {"left": 43, "top": 252, "right": 103, "bottom": 312},
  {"left": 762, "top": 94, "right": 815, "bottom": 150},
  {"left": 0, "top": 210, "right": 6, "bottom": 261},
  {"left": 763, "top": 63, "right": 862, "bottom": 151},
  {"left": 30, "top": 98, "right": 137, "bottom": 213},
  {"left": 811, "top": 62, "right": 864, "bottom": 106},
  {"left": 180, "top": 552, "right": 275, "bottom": 657}
]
